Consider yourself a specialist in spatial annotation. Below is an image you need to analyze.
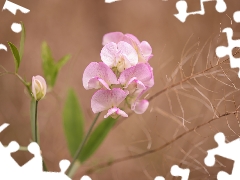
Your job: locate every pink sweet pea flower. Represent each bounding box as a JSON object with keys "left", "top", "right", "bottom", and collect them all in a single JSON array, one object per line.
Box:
[
  {"left": 100, "top": 41, "right": 138, "bottom": 72},
  {"left": 91, "top": 88, "right": 129, "bottom": 118},
  {"left": 32, "top": 75, "right": 47, "bottom": 101},
  {"left": 102, "top": 32, "right": 153, "bottom": 63},
  {"left": 83, "top": 62, "right": 118, "bottom": 90},
  {"left": 127, "top": 88, "right": 150, "bottom": 114},
  {"left": 118, "top": 63, "right": 154, "bottom": 93}
]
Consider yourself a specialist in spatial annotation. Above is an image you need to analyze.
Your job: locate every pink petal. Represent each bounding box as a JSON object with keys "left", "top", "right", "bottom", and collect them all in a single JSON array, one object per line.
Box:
[
  {"left": 117, "top": 41, "right": 138, "bottom": 66},
  {"left": 88, "top": 77, "right": 111, "bottom": 90},
  {"left": 91, "top": 88, "right": 129, "bottom": 113},
  {"left": 100, "top": 42, "right": 118, "bottom": 68},
  {"left": 119, "top": 63, "right": 154, "bottom": 88},
  {"left": 82, "top": 62, "right": 118, "bottom": 90},
  {"left": 104, "top": 107, "right": 128, "bottom": 118},
  {"left": 125, "top": 34, "right": 141, "bottom": 44},
  {"left": 139, "top": 41, "right": 152, "bottom": 57},
  {"left": 125, "top": 77, "right": 146, "bottom": 92},
  {"left": 131, "top": 100, "right": 149, "bottom": 114},
  {"left": 32, "top": 75, "right": 47, "bottom": 100},
  {"left": 102, "top": 32, "right": 124, "bottom": 46}
]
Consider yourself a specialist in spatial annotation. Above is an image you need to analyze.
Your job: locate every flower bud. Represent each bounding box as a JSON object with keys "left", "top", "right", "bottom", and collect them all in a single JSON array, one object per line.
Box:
[{"left": 32, "top": 75, "right": 47, "bottom": 101}]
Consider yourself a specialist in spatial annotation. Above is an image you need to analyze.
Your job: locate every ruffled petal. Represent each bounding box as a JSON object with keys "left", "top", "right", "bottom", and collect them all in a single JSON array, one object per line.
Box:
[
  {"left": 118, "top": 63, "right": 154, "bottom": 88},
  {"left": 88, "top": 77, "right": 111, "bottom": 90},
  {"left": 91, "top": 88, "right": 129, "bottom": 113},
  {"left": 102, "top": 32, "right": 124, "bottom": 45},
  {"left": 82, "top": 62, "right": 118, "bottom": 90},
  {"left": 139, "top": 41, "right": 152, "bottom": 58},
  {"left": 104, "top": 107, "right": 128, "bottom": 118},
  {"left": 100, "top": 42, "right": 118, "bottom": 67},
  {"left": 117, "top": 41, "right": 138, "bottom": 66},
  {"left": 125, "top": 33, "right": 141, "bottom": 44},
  {"left": 131, "top": 99, "right": 149, "bottom": 114},
  {"left": 32, "top": 75, "right": 47, "bottom": 101},
  {"left": 124, "top": 77, "right": 146, "bottom": 93}
]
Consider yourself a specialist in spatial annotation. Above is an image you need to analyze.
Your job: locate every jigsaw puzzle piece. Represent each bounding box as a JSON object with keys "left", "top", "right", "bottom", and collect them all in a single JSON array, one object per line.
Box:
[
  {"left": 216, "top": 28, "right": 240, "bottom": 77},
  {"left": 217, "top": 171, "right": 234, "bottom": 180},
  {"left": 174, "top": 0, "right": 226, "bottom": 22},
  {"left": 205, "top": 132, "right": 236, "bottom": 166},
  {"left": 174, "top": 1, "right": 188, "bottom": 23},
  {"left": 154, "top": 176, "right": 165, "bottom": 180},
  {"left": 21, "top": 142, "right": 42, "bottom": 172},
  {"left": 215, "top": 0, "right": 227, "bottom": 13},
  {"left": 0, "top": 141, "right": 20, "bottom": 172},
  {"left": 0, "top": 123, "right": 9, "bottom": 132},
  {"left": 205, "top": 132, "right": 240, "bottom": 179},
  {"left": 171, "top": 165, "right": 190, "bottom": 180},
  {"left": 233, "top": 11, "right": 240, "bottom": 23},
  {"left": 2, "top": 0, "right": 30, "bottom": 15},
  {"left": 81, "top": 175, "right": 92, "bottom": 180},
  {"left": 59, "top": 159, "right": 70, "bottom": 173},
  {"left": 0, "top": 44, "right": 7, "bottom": 51}
]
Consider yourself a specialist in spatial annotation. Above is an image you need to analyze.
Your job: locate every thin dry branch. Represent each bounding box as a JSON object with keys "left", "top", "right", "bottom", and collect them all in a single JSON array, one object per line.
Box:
[
  {"left": 83, "top": 110, "right": 238, "bottom": 175},
  {"left": 148, "top": 55, "right": 239, "bottom": 103}
]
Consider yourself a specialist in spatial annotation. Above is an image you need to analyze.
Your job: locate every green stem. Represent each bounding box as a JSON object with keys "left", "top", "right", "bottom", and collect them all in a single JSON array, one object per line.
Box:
[
  {"left": 34, "top": 101, "right": 38, "bottom": 143},
  {"left": 33, "top": 100, "right": 48, "bottom": 171},
  {"left": 15, "top": 73, "right": 31, "bottom": 95},
  {"left": 66, "top": 112, "right": 101, "bottom": 176}
]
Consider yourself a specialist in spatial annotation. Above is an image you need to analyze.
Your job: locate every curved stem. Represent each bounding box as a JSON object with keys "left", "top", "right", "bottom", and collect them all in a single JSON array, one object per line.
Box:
[
  {"left": 66, "top": 112, "right": 101, "bottom": 176},
  {"left": 0, "top": 65, "right": 31, "bottom": 96},
  {"left": 15, "top": 73, "right": 32, "bottom": 95}
]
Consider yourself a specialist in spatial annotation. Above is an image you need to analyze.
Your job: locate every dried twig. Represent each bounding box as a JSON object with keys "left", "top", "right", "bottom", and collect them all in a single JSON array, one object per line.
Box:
[{"left": 83, "top": 110, "right": 238, "bottom": 175}]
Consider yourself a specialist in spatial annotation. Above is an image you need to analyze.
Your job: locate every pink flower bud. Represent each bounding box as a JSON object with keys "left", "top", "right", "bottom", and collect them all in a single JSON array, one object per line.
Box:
[
  {"left": 32, "top": 75, "right": 47, "bottom": 101},
  {"left": 131, "top": 99, "right": 149, "bottom": 114}
]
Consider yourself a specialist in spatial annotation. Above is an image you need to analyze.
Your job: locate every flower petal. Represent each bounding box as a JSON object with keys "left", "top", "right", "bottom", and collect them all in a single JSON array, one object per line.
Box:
[
  {"left": 117, "top": 41, "right": 138, "bottom": 66},
  {"left": 119, "top": 63, "right": 154, "bottom": 88},
  {"left": 91, "top": 88, "right": 129, "bottom": 113},
  {"left": 88, "top": 77, "right": 111, "bottom": 90},
  {"left": 139, "top": 41, "right": 152, "bottom": 59},
  {"left": 131, "top": 99, "right": 149, "bottom": 114},
  {"left": 32, "top": 75, "right": 47, "bottom": 101},
  {"left": 104, "top": 107, "right": 128, "bottom": 118},
  {"left": 125, "top": 77, "right": 146, "bottom": 93},
  {"left": 102, "top": 32, "right": 124, "bottom": 45},
  {"left": 82, "top": 62, "right": 118, "bottom": 90},
  {"left": 100, "top": 42, "right": 118, "bottom": 67},
  {"left": 125, "top": 34, "right": 140, "bottom": 44}
]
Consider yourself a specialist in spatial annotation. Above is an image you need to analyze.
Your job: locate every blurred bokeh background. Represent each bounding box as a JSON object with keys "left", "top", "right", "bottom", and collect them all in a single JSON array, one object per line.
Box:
[{"left": 1, "top": 0, "right": 240, "bottom": 179}]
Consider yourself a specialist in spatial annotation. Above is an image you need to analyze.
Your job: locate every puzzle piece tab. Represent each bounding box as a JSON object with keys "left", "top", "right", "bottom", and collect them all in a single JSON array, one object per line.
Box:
[
  {"left": 174, "top": 0, "right": 227, "bottom": 22},
  {"left": 2, "top": 0, "right": 30, "bottom": 15},
  {"left": 0, "top": 125, "right": 92, "bottom": 180},
  {"left": 233, "top": 11, "right": 240, "bottom": 23},
  {"left": 204, "top": 132, "right": 240, "bottom": 179},
  {"left": 171, "top": 165, "right": 190, "bottom": 180},
  {"left": 154, "top": 164, "right": 190, "bottom": 180},
  {"left": 215, "top": 28, "right": 240, "bottom": 77},
  {"left": 105, "top": 0, "right": 121, "bottom": 3}
]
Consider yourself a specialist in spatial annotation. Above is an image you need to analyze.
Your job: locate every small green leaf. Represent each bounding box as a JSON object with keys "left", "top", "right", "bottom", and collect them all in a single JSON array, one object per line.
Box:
[
  {"left": 63, "top": 89, "right": 84, "bottom": 158},
  {"left": 8, "top": 42, "right": 20, "bottom": 72},
  {"left": 41, "top": 42, "right": 56, "bottom": 87},
  {"left": 19, "top": 22, "right": 26, "bottom": 60},
  {"left": 41, "top": 42, "right": 70, "bottom": 88},
  {"left": 57, "top": 54, "right": 71, "bottom": 69},
  {"left": 79, "top": 116, "right": 117, "bottom": 163}
]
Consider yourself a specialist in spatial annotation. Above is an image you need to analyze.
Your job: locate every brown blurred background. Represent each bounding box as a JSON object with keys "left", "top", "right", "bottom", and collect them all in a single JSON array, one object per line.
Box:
[{"left": 1, "top": 0, "right": 240, "bottom": 179}]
